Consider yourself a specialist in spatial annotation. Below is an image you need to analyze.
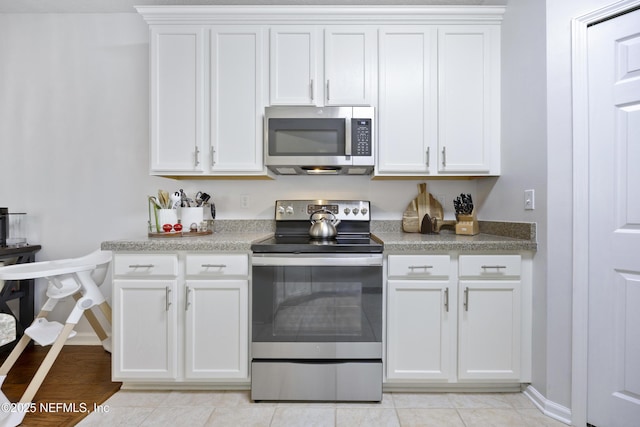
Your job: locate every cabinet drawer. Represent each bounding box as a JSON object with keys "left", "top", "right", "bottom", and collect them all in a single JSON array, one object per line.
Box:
[
  {"left": 388, "top": 255, "right": 450, "bottom": 278},
  {"left": 459, "top": 255, "right": 521, "bottom": 278},
  {"left": 185, "top": 254, "right": 248, "bottom": 277},
  {"left": 113, "top": 254, "right": 178, "bottom": 277}
]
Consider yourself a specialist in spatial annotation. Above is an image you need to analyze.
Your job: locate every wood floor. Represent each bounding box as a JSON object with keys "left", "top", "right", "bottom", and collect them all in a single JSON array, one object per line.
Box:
[{"left": 1, "top": 344, "right": 121, "bottom": 426}]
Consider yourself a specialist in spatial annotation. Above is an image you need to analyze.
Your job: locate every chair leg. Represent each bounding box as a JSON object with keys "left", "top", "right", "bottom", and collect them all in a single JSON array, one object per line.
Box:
[
  {"left": 18, "top": 322, "right": 76, "bottom": 404},
  {"left": 0, "top": 310, "right": 50, "bottom": 377},
  {"left": 97, "top": 301, "right": 112, "bottom": 325},
  {"left": 72, "top": 294, "right": 108, "bottom": 342}
]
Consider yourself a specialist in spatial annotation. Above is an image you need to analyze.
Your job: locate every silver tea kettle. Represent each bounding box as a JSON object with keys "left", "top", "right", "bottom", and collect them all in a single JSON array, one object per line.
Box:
[{"left": 309, "top": 209, "right": 341, "bottom": 239}]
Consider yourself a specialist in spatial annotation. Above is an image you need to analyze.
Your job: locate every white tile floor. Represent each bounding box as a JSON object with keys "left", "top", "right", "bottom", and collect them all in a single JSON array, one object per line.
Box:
[{"left": 78, "top": 390, "right": 568, "bottom": 426}]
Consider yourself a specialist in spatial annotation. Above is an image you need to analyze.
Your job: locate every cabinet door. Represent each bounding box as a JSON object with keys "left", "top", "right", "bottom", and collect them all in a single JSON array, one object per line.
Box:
[
  {"left": 150, "top": 27, "right": 205, "bottom": 173},
  {"left": 210, "top": 26, "right": 266, "bottom": 173},
  {"left": 387, "top": 279, "right": 454, "bottom": 381},
  {"left": 324, "top": 27, "right": 375, "bottom": 106},
  {"left": 458, "top": 280, "right": 521, "bottom": 380},
  {"left": 270, "top": 27, "right": 319, "bottom": 105},
  {"left": 438, "top": 26, "right": 500, "bottom": 174},
  {"left": 377, "top": 27, "right": 438, "bottom": 174},
  {"left": 112, "top": 279, "right": 178, "bottom": 380},
  {"left": 184, "top": 280, "right": 249, "bottom": 379}
]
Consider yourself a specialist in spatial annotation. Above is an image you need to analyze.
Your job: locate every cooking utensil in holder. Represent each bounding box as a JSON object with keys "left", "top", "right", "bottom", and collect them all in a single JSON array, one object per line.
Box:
[
  {"left": 455, "top": 210, "right": 480, "bottom": 235},
  {"left": 0, "top": 250, "right": 112, "bottom": 427}
]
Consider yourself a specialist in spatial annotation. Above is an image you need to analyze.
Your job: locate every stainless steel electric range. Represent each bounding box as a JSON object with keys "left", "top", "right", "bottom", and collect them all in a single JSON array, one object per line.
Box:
[{"left": 250, "top": 200, "right": 383, "bottom": 402}]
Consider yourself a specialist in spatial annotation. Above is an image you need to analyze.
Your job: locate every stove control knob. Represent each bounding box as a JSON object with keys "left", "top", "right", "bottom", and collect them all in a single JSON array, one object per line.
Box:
[
  {"left": 361, "top": 208, "right": 368, "bottom": 215},
  {"left": 352, "top": 208, "right": 359, "bottom": 215},
  {"left": 344, "top": 208, "right": 351, "bottom": 215},
  {"left": 285, "top": 206, "right": 294, "bottom": 215},
  {"left": 277, "top": 206, "right": 285, "bottom": 214}
]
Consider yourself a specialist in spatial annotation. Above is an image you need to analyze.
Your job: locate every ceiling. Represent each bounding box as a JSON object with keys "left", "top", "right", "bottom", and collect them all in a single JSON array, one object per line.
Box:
[{"left": 0, "top": 0, "right": 507, "bottom": 14}]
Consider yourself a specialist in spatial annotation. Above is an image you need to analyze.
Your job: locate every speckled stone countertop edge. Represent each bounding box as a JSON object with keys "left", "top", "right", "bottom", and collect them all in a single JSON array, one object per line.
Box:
[{"left": 101, "top": 220, "right": 536, "bottom": 252}]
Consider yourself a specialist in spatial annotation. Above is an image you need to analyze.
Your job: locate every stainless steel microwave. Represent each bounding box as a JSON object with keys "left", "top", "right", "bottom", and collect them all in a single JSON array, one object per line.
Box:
[{"left": 264, "top": 106, "right": 375, "bottom": 175}]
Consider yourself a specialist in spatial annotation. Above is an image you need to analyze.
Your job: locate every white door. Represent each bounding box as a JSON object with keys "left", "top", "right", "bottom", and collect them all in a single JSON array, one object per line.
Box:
[{"left": 587, "top": 7, "right": 640, "bottom": 426}]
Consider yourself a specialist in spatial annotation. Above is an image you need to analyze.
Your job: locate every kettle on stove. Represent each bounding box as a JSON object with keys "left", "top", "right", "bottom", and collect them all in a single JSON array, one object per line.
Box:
[{"left": 309, "top": 209, "right": 341, "bottom": 239}]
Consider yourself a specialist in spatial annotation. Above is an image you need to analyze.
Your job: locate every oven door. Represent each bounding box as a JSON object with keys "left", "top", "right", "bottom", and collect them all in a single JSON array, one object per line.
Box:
[{"left": 251, "top": 253, "right": 383, "bottom": 359}]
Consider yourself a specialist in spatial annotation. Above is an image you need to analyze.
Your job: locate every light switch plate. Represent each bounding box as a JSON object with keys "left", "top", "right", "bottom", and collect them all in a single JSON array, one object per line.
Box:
[{"left": 524, "top": 189, "right": 535, "bottom": 210}]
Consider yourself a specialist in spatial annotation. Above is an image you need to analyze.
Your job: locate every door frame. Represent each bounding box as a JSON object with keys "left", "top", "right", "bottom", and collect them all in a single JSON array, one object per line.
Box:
[{"left": 571, "top": 1, "right": 640, "bottom": 426}]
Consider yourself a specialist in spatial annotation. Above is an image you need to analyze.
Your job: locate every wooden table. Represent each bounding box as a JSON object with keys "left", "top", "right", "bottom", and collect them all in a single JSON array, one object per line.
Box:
[{"left": 0, "top": 245, "right": 41, "bottom": 354}]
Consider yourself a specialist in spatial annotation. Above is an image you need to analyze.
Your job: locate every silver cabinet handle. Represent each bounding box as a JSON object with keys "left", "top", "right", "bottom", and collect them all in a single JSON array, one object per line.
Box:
[
  {"left": 442, "top": 147, "right": 447, "bottom": 167},
  {"left": 444, "top": 288, "right": 449, "bottom": 312},
  {"left": 201, "top": 264, "right": 227, "bottom": 268},
  {"left": 185, "top": 286, "right": 191, "bottom": 311},
  {"left": 165, "top": 286, "right": 172, "bottom": 311},
  {"left": 210, "top": 146, "right": 216, "bottom": 166},
  {"left": 326, "top": 79, "right": 330, "bottom": 101},
  {"left": 426, "top": 147, "right": 430, "bottom": 167},
  {"left": 481, "top": 265, "right": 507, "bottom": 270},
  {"left": 128, "top": 264, "right": 154, "bottom": 269},
  {"left": 310, "top": 79, "right": 314, "bottom": 101},
  {"left": 463, "top": 287, "right": 469, "bottom": 311},
  {"left": 194, "top": 146, "right": 200, "bottom": 167},
  {"left": 408, "top": 265, "right": 433, "bottom": 270}
]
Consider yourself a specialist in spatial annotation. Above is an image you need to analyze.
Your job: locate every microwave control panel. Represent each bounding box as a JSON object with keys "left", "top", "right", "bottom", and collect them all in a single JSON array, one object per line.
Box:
[{"left": 351, "top": 119, "right": 372, "bottom": 156}]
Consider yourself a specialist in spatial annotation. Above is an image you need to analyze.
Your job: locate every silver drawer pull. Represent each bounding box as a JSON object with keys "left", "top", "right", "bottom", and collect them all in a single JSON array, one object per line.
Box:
[
  {"left": 481, "top": 265, "right": 507, "bottom": 269},
  {"left": 444, "top": 288, "right": 449, "bottom": 312},
  {"left": 408, "top": 265, "right": 433, "bottom": 270},
  {"left": 129, "top": 264, "right": 155, "bottom": 268},
  {"left": 201, "top": 264, "right": 227, "bottom": 268},
  {"left": 464, "top": 287, "right": 469, "bottom": 311},
  {"left": 165, "top": 286, "right": 172, "bottom": 311}
]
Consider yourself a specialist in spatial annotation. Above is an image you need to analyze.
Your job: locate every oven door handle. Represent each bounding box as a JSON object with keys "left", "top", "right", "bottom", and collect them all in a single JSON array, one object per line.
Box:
[{"left": 251, "top": 254, "right": 382, "bottom": 267}]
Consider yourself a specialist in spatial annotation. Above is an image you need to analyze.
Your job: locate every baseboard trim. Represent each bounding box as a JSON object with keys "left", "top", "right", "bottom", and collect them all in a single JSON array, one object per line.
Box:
[
  {"left": 65, "top": 332, "right": 104, "bottom": 345},
  {"left": 524, "top": 385, "right": 572, "bottom": 425}
]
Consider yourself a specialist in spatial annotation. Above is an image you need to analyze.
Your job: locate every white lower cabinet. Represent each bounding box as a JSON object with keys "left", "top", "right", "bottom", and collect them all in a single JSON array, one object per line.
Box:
[
  {"left": 386, "top": 253, "right": 529, "bottom": 385},
  {"left": 113, "top": 278, "right": 179, "bottom": 380},
  {"left": 112, "top": 252, "right": 249, "bottom": 384},
  {"left": 184, "top": 279, "right": 248, "bottom": 379},
  {"left": 457, "top": 254, "right": 522, "bottom": 381}
]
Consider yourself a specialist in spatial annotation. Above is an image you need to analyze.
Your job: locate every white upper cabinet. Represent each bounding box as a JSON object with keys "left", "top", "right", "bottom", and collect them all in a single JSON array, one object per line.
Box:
[
  {"left": 377, "top": 27, "right": 437, "bottom": 174},
  {"left": 269, "top": 26, "right": 375, "bottom": 106},
  {"left": 376, "top": 24, "right": 501, "bottom": 177},
  {"left": 437, "top": 26, "right": 500, "bottom": 174},
  {"left": 138, "top": 6, "right": 503, "bottom": 178},
  {"left": 210, "top": 26, "right": 266, "bottom": 174},
  {"left": 270, "top": 27, "right": 319, "bottom": 105},
  {"left": 150, "top": 27, "right": 206, "bottom": 174},
  {"left": 146, "top": 23, "right": 268, "bottom": 177},
  {"left": 323, "top": 27, "right": 376, "bottom": 106}
]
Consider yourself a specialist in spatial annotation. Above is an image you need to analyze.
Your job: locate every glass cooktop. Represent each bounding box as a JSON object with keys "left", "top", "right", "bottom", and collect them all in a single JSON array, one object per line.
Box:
[{"left": 251, "top": 235, "right": 383, "bottom": 254}]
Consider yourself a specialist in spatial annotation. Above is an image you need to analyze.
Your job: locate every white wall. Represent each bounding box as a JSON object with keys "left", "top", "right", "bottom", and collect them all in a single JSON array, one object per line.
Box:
[
  {"left": 479, "top": 0, "right": 552, "bottom": 406},
  {"left": 0, "top": 12, "right": 482, "bottom": 335}
]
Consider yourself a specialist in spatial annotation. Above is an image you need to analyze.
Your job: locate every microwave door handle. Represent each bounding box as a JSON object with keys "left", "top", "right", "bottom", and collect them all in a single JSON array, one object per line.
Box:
[{"left": 345, "top": 118, "right": 352, "bottom": 157}]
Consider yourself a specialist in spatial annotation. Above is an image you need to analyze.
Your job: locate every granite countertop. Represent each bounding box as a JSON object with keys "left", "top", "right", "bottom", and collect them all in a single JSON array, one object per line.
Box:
[
  {"left": 101, "top": 220, "right": 536, "bottom": 253},
  {"left": 372, "top": 220, "right": 537, "bottom": 252}
]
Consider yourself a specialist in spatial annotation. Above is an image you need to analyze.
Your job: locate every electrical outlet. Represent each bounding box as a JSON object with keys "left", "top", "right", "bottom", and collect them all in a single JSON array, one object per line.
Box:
[
  {"left": 524, "top": 189, "right": 535, "bottom": 210},
  {"left": 240, "top": 195, "right": 250, "bottom": 209}
]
